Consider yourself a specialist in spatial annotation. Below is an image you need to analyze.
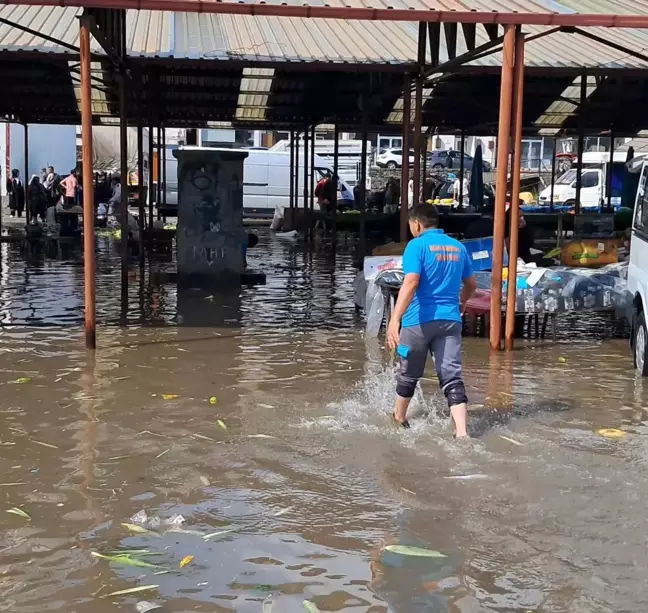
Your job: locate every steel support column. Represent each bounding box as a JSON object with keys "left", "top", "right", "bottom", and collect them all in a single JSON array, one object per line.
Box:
[
  {"left": 148, "top": 119, "right": 154, "bottom": 230},
  {"left": 303, "top": 124, "right": 309, "bottom": 236},
  {"left": 504, "top": 30, "right": 525, "bottom": 351},
  {"left": 489, "top": 24, "right": 516, "bottom": 351},
  {"left": 459, "top": 128, "right": 465, "bottom": 209},
  {"left": 360, "top": 115, "right": 368, "bottom": 247},
  {"left": 294, "top": 131, "right": 300, "bottom": 211},
  {"left": 156, "top": 124, "right": 161, "bottom": 219},
  {"left": 413, "top": 22, "right": 426, "bottom": 206},
  {"left": 289, "top": 131, "right": 294, "bottom": 209},
  {"left": 607, "top": 129, "right": 615, "bottom": 210},
  {"left": 137, "top": 98, "right": 144, "bottom": 263},
  {"left": 332, "top": 122, "right": 339, "bottom": 245},
  {"left": 310, "top": 124, "right": 315, "bottom": 241},
  {"left": 550, "top": 137, "right": 557, "bottom": 212},
  {"left": 575, "top": 74, "right": 587, "bottom": 216},
  {"left": 161, "top": 127, "right": 167, "bottom": 207},
  {"left": 23, "top": 124, "right": 29, "bottom": 224},
  {"left": 401, "top": 74, "right": 411, "bottom": 242},
  {"left": 119, "top": 71, "right": 129, "bottom": 316},
  {"left": 80, "top": 17, "right": 96, "bottom": 349}
]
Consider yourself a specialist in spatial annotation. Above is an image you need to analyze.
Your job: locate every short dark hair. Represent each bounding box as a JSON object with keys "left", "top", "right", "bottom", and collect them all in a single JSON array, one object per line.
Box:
[{"left": 409, "top": 203, "right": 439, "bottom": 228}]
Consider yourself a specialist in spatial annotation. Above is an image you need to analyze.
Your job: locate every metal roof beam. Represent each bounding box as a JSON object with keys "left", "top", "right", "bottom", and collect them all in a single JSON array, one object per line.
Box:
[
  {"left": 0, "top": 15, "right": 80, "bottom": 53},
  {"left": 572, "top": 28, "right": 648, "bottom": 65}
]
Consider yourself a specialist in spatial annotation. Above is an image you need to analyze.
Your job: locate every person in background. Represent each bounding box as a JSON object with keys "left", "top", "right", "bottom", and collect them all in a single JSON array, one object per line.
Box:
[
  {"left": 39, "top": 168, "right": 47, "bottom": 184},
  {"left": 107, "top": 175, "right": 122, "bottom": 216},
  {"left": 27, "top": 175, "right": 47, "bottom": 222},
  {"left": 6, "top": 169, "right": 25, "bottom": 218},
  {"left": 59, "top": 169, "right": 78, "bottom": 208},
  {"left": 43, "top": 166, "right": 61, "bottom": 209},
  {"left": 386, "top": 204, "right": 477, "bottom": 438},
  {"left": 452, "top": 173, "right": 469, "bottom": 207}
]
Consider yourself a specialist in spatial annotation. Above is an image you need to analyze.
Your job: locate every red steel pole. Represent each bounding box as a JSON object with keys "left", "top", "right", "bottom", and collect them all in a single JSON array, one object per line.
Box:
[
  {"left": 80, "top": 16, "right": 96, "bottom": 349},
  {"left": 489, "top": 24, "right": 516, "bottom": 351},
  {"left": 504, "top": 30, "right": 525, "bottom": 351}
]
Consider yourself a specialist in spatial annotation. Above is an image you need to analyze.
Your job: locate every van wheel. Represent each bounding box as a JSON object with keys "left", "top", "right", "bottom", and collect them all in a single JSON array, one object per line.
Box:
[
  {"left": 386, "top": 161, "right": 398, "bottom": 169},
  {"left": 634, "top": 311, "right": 648, "bottom": 376}
]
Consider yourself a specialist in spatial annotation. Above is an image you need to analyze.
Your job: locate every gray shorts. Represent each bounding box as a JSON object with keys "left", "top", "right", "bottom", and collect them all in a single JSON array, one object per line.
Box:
[{"left": 396, "top": 320, "right": 465, "bottom": 399}]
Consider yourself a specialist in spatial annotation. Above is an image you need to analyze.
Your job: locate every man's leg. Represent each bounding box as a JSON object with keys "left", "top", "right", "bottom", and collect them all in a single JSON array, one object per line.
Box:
[
  {"left": 431, "top": 321, "right": 469, "bottom": 438},
  {"left": 393, "top": 326, "right": 427, "bottom": 427}
]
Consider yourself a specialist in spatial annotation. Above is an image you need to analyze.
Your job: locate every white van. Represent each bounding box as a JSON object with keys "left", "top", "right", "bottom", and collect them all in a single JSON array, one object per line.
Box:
[
  {"left": 164, "top": 147, "right": 355, "bottom": 217},
  {"left": 628, "top": 157, "right": 648, "bottom": 374},
  {"left": 538, "top": 151, "right": 628, "bottom": 209}
]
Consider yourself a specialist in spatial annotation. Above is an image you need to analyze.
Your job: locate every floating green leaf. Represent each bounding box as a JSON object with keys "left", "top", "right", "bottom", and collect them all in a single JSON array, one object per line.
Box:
[
  {"left": 209, "top": 397, "right": 218, "bottom": 405},
  {"left": 104, "top": 585, "right": 159, "bottom": 597},
  {"left": 161, "top": 394, "right": 179, "bottom": 400},
  {"left": 217, "top": 419, "right": 227, "bottom": 430},
  {"left": 91, "top": 552, "right": 158, "bottom": 568},
  {"left": 15, "top": 377, "right": 31, "bottom": 384},
  {"left": 203, "top": 528, "right": 237, "bottom": 540},
  {"left": 121, "top": 523, "right": 153, "bottom": 534},
  {"left": 384, "top": 545, "right": 446, "bottom": 558},
  {"left": 302, "top": 600, "right": 321, "bottom": 613},
  {"left": 6, "top": 507, "right": 30, "bottom": 520}
]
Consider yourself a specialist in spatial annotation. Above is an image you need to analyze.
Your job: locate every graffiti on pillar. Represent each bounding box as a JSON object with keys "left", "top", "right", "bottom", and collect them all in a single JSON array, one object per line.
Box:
[{"left": 176, "top": 151, "right": 247, "bottom": 276}]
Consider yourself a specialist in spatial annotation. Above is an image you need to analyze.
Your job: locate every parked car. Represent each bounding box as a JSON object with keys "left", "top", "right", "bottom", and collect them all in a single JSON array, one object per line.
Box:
[
  {"left": 429, "top": 149, "right": 492, "bottom": 172},
  {"left": 376, "top": 148, "right": 415, "bottom": 169}
]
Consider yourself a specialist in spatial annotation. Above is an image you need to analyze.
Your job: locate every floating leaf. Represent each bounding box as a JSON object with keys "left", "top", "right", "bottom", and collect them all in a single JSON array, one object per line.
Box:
[
  {"left": 247, "top": 434, "right": 275, "bottom": 439},
  {"left": 104, "top": 585, "right": 159, "bottom": 597},
  {"left": 384, "top": 545, "right": 446, "bottom": 558},
  {"left": 179, "top": 555, "right": 194, "bottom": 568},
  {"left": 161, "top": 394, "right": 179, "bottom": 400},
  {"left": 274, "top": 506, "right": 293, "bottom": 517},
  {"left": 121, "top": 523, "right": 153, "bottom": 534},
  {"left": 7, "top": 507, "right": 30, "bottom": 519},
  {"left": 558, "top": 357, "right": 568, "bottom": 364},
  {"left": 203, "top": 528, "right": 237, "bottom": 540},
  {"left": 597, "top": 428, "right": 626, "bottom": 439},
  {"left": 32, "top": 440, "right": 59, "bottom": 449},
  {"left": 135, "top": 602, "right": 162, "bottom": 613},
  {"left": 499, "top": 435, "right": 523, "bottom": 446},
  {"left": 209, "top": 397, "right": 218, "bottom": 405},
  {"left": 15, "top": 377, "right": 31, "bottom": 384},
  {"left": 262, "top": 595, "right": 273, "bottom": 613},
  {"left": 91, "top": 552, "right": 158, "bottom": 568},
  {"left": 303, "top": 600, "right": 321, "bottom": 613},
  {"left": 217, "top": 420, "right": 227, "bottom": 430}
]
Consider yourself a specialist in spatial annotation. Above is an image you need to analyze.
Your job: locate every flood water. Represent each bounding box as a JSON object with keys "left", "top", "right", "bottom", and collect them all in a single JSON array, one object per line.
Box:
[{"left": 1, "top": 230, "right": 647, "bottom": 613}]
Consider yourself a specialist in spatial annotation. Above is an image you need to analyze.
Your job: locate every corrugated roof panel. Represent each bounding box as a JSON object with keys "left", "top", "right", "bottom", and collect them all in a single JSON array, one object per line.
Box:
[
  {"left": 129, "top": 10, "right": 173, "bottom": 57},
  {"left": 236, "top": 68, "right": 274, "bottom": 121}
]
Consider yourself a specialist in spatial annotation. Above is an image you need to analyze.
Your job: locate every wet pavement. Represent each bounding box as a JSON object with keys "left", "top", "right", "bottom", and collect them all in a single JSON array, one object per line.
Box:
[{"left": 1, "top": 230, "right": 647, "bottom": 613}]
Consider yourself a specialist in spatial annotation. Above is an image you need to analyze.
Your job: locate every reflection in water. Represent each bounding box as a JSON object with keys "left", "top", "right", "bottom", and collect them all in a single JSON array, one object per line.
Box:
[{"left": 0, "top": 230, "right": 647, "bottom": 613}]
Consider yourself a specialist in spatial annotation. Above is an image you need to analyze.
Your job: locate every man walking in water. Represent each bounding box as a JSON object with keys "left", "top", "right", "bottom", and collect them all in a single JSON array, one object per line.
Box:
[{"left": 386, "top": 204, "right": 477, "bottom": 437}]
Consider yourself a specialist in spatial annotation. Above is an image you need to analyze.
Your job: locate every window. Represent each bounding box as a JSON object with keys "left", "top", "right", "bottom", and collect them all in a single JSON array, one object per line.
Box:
[
  {"left": 635, "top": 167, "right": 648, "bottom": 231},
  {"left": 581, "top": 172, "right": 599, "bottom": 188},
  {"left": 391, "top": 149, "right": 402, "bottom": 155}
]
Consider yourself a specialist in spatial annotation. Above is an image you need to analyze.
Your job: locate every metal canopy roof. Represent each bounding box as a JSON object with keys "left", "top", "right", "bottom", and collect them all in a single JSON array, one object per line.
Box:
[
  {"left": 4, "top": 0, "right": 648, "bottom": 29},
  {"left": 2, "top": 6, "right": 648, "bottom": 135}
]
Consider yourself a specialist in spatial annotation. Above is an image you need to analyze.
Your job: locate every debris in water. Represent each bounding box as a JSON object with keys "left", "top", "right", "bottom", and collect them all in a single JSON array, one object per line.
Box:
[
  {"left": 0, "top": 482, "right": 26, "bottom": 486},
  {"left": 262, "top": 594, "right": 273, "bottom": 613},
  {"left": 130, "top": 510, "right": 148, "bottom": 525},
  {"left": 6, "top": 507, "right": 30, "bottom": 520},
  {"left": 499, "top": 435, "right": 523, "bottom": 446},
  {"left": 121, "top": 523, "right": 154, "bottom": 534},
  {"left": 302, "top": 601, "right": 320, "bottom": 613},
  {"left": 180, "top": 555, "right": 194, "bottom": 568},
  {"left": 258, "top": 404, "right": 274, "bottom": 409},
  {"left": 191, "top": 433, "right": 216, "bottom": 442},
  {"left": 161, "top": 394, "right": 179, "bottom": 400},
  {"left": 384, "top": 545, "right": 446, "bottom": 558},
  {"left": 558, "top": 356, "right": 568, "bottom": 364},
  {"left": 444, "top": 474, "right": 489, "bottom": 480},
  {"left": 203, "top": 528, "right": 237, "bottom": 540},
  {"left": 274, "top": 506, "right": 293, "bottom": 517},
  {"left": 247, "top": 434, "right": 275, "bottom": 439},
  {"left": 209, "top": 397, "right": 218, "bottom": 405},
  {"left": 199, "top": 476, "right": 210, "bottom": 486},
  {"left": 104, "top": 585, "right": 159, "bottom": 598},
  {"left": 32, "top": 440, "right": 59, "bottom": 449},
  {"left": 155, "top": 449, "right": 170, "bottom": 459},
  {"left": 217, "top": 419, "right": 227, "bottom": 430},
  {"left": 91, "top": 552, "right": 158, "bottom": 568},
  {"left": 596, "top": 428, "right": 626, "bottom": 439},
  {"left": 14, "top": 377, "right": 31, "bottom": 384},
  {"left": 135, "top": 602, "right": 162, "bottom": 613}
]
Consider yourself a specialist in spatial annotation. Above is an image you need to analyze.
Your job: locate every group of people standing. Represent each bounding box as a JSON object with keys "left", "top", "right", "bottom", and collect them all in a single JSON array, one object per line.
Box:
[{"left": 6, "top": 166, "right": 79, "bottom": 222}]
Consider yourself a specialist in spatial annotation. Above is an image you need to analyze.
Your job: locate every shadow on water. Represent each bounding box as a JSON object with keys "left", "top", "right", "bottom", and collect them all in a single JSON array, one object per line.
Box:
[{"left": 3, "top": 230, "right": 648, "bottom": 612}]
